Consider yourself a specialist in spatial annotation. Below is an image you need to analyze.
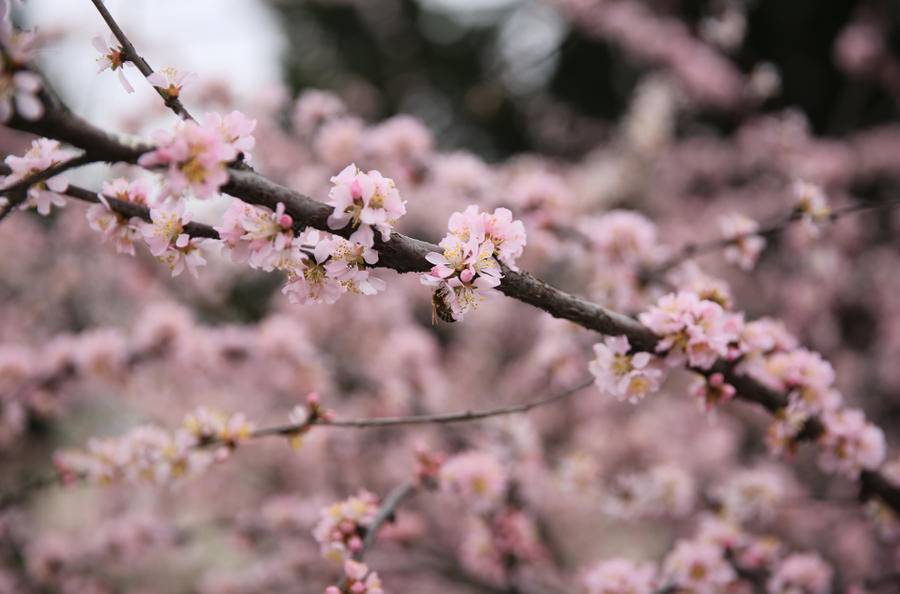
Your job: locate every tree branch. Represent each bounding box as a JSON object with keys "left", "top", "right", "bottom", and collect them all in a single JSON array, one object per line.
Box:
[{"left": 88, "top": 0, "right": 195, "bottom": 120}]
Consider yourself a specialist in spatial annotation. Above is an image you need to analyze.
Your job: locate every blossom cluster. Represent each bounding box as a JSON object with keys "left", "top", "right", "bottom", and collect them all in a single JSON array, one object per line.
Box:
[
  {"left": 589, "top": 335, "right": 665, "bottom": 404},
  {"left": 53, "top": 408, "right": 253, "bottom": 485},
  {"left": 312, "top": 490, "right": 380, "bottom": 562},
  {"left": 438, "top": 450, "right": 509, "bottom": 512},
  {"left": 326, "top": 163, "right": 406, "bottom": 248},
  {"left": 0, "top": 20, "right": 42, "bottom": 122},
  {"left": 421, "top": 205, "right": 527, "bottom": 321},
  {"left": 325, "top": 560, "right": 384, "bottom": 594},
  {"left": 138, "top": 111, "right": 256, "bottom": 200},
  {"left": 2, "top": 138, "right": 76, "bottom": 215},
  {"left": 639, "top": 291, "right": 744, "bottom": 370}
]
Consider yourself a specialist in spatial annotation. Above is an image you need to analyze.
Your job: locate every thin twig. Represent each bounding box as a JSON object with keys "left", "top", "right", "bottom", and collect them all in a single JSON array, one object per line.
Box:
[
  {"left": 648, "top": 198, "right": 900, "bottom": 277},
  {"left": 250, "top": 379, "right": 593, "bottom": 437},
  {"left": 88, "top": 0, "right": 194, "bottom": 121},
  {"left": 355, "top": 481, "right": 418, "bottom": 559}
]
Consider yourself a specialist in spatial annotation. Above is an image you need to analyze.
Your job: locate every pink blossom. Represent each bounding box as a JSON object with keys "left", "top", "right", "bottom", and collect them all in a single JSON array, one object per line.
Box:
[
  {"left": 793, "top": 180, "right": 831, "bottom": 237},
  {"left": 712, "top": 465, "right": 791, "bottom": 523},
  {"left": 294, "top": 89, "right": 345, "bottom": 135},
  {"left": 313, "top": 491, "right": 379, "bottom": 562},
  {"left": 281, "top": 229, "right": 345, "bottom": 305},
  {"left": 146, "top": 67, "right": 196, "bottom": 99},
  {"left": 138, "top": 114, "right": 253, "bottom": 199},
  {"left": 325, "top": 560, "right": 384, "bottom": 594},
  {"left": 141, "top": 203, "right": 208, "bottom": 277},
  {"left": 638, "top": 292, "right": 743, "bottom": 370},
  {"left": 0, "top": 60, "right": 42, "bottom": 122},
  {"left": 767, "top": 553, "right": 833, "bottom": 594},
  {"left": 589, "top": 335, "right": 665, "bottom": 404},
  {"left": 661, "top": 539, "right": 736, "bottom": 594},
  {"left": 92, "top": 35, "right": 134, "bottom": 93},
  {"left": 86, "top": 178, "right": 151, "bottom": 255},
  {"left": 582, "top": 558, "right": 658, "bottom": 594},
  {"left": 421, "top": 234, "right": 503, "bottom": 322},
  {"left": 216, "top": 199, "right": 294, "bottom": 271},
  {"left": 326, "top": 163, "right": 406, "bottom": 248},
  {"left": 582, "top": 210, "right": 661, "bottom": 268},
  {"left": 691, "top": 372, "right": 736, "bottom": 411},
  {"left": 447, "top": 205, "right": 527, "bottom": 270},
  {"left": 817, "top": 408, "right": 886, "bottom": 479},
  {"left": 439, "top": 451, "right": 508, "bottom": 512},
  {"left": 3, "top": 138, "right": 76, "bottom": 215},
  {"left": 720, "top": 213, "right": 766, "bottom": 270}
]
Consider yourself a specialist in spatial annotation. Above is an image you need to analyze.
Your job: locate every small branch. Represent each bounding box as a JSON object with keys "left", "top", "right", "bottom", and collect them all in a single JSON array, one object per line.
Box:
[
  {"left": 250, "top": 379, "right": 593, "bottom": 437},
  {"left": 355, "top": 481, "right": 418, "bottom": 560},
  {"left": 88, "top": 0, "right": 194, "bottom": 120},
  {"left": 647, "top": 199, "right": 900, "bottom": 278}
]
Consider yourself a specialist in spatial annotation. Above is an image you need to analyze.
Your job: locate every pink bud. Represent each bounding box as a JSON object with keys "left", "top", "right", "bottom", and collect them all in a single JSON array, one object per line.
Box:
[
  {"left": 460, "top": 269, "right": 475, "bottom": 283},
  {"left": 350, "top": 179, "right": 363, "bottom": 199},
  {"left": 278, "top": 213, "right": 293, "bottom": 229},
  {"left": 307, "top": 392, "right": 320, "bottom": 405}
]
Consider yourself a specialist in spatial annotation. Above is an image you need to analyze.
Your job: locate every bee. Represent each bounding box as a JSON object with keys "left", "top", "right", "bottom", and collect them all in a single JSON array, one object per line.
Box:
[{"left": 431, "top": 287, "right": 457, "bottom": 324}]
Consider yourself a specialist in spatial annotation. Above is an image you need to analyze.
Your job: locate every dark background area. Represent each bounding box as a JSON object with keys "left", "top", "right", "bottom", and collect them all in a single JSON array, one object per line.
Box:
[{"left": 271, "top": 0, "right": 900, "bottom": 159}]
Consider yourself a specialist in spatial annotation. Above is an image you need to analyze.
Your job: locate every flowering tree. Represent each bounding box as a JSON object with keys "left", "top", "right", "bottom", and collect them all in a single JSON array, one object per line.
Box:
[{"left": 1, "top": 1, "right": 900, "bottom": 593}]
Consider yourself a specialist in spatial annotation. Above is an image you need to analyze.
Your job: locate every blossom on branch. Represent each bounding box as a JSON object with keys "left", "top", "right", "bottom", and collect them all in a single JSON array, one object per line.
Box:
[
  {"left": 86, "top": 177, "right": 151, "bottom": 255},
  {"left": 3, "top": 138, "right": 76, "bottom": 215},
  {"left": 92, "top": 34, "right": 134, "bottom": 93},
  {"left": 421, "top": 205, "right": 526, "bottom": 321},
  {"left": 817, "top": 407, "right": 886, "bottom": 478},
  {"left": 639, "top": 291, "right": 743, "bottom": 370},
  {"left": 146, "top": 67, "right": 196, "bottom": 99},
  {"left": 661, "top": 539, "right": 736, "bottom": 594},
  {"left": 139, "top": 111, "right": 255, "bottom": 200},
  {"left": 719, "top": 213, "right": 766, "bottom": 270},
  {"left": 589, "top": 335, "right": 664, "bottom": 404},
  {"left": 439, "top": 450, "right": 508, "bottom": 512},
  {"left": 582, "top": 558, "right": 658, "bottom": 594},
  {"left": 325, "top": 560, "right": 384, "bottom": 594},
  {"left": 313, "top": 490, "right": 379, "bottom": 562},
  {"left": 141, "top": 203, "right": 208, "bottom": 277},
  {"left": 326, "top": 163, "right": 406, "bottom": 248},
  {"left": 767, "top": 552, "right": 833, "bottom": 594}
]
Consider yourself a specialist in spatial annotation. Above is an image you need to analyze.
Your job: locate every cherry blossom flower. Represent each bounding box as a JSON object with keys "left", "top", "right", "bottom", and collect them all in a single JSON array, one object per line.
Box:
[
  {"left": 582, "top": 558, "right": 658, "bottom": 594},
  {"left": 793, "top": 180, "right": 830, "bottom": 237},
  {"left": 216, "top": 199, "right": 294, "bottom": 271},
  {"left": 639, "top": 292, "right": 744, "bottom": 369},
  {"left": 817, "top": 408, "right": 886, "bottom": 478},
  {"left": 325, "top": 560, "right": 384, "bottom": 594},
  {"left": 326, "top": 163, "right": 406, "bottom": 248},
  {"left": 281, "top": 229, "right": 345, "bottom": 305},
  {"left": 447, "top": 205, "right": 527, "bottom": 270},
  {"left": 421, "top": 234, "right": 503, "bottom": 322},
  {"left": 589, "top": 335, "right": 665, "bottom": 403},
  {"left": 54, "top": 423, "right": 214, "bottom": 486},
  {"left": 691, "top": 372, "right": 736, "bottom": 411},
  {"left": 86, "top": 178, "right": 151, "bottom": 255},
  {"left": 0, "top": 57, "right": 42, "bottom": 122},
  {"left": 139, "top": 113, "right": 254, "bottom": 199},
  {"left": 720, "top": 213, "right": 766, "bottom": 270},
  {"left": 421, "top": 205, "right": 526, "bottom": 321},
  {"left": 2, "top": 138, "right": 77, "bottom": 215},
  {"left": 146, "top": 67, "right": 196, "bottom": 99},
  {"left": 712, "top": 465, "right": 792, "bottom": 523},
  {"left": 767, "top": 553, "right": 833, "bottom": 594},
  {"left": 92, "top": 34, "right": 134, "bottom": 93},
  {"left": 661, "top": 539, "right": 736, "bottom": 594},
  {"left": 439, "top": 451, "right": 508, "bottom": 512},
  {"left": 141, "top": 203, "right": 208, "bottom": 277},
  {"left": 313, "top": 491, "right": 379, "bottom": 562}
]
